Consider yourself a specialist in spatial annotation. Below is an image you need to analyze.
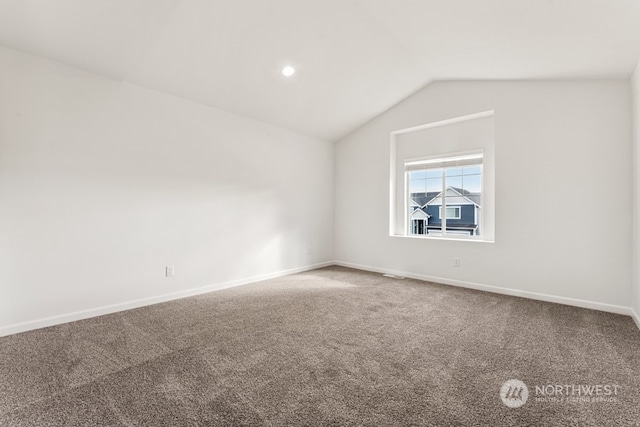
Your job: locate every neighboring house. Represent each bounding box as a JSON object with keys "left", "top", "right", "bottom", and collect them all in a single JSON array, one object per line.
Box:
[{"left": 410, "top": 187, "right": 481, "bottom": 236}]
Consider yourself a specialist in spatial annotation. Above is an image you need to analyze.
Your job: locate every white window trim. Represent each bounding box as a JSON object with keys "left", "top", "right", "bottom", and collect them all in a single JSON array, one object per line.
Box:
[{"left": 389, "top": 110, "right": 494, "bottom": 242}]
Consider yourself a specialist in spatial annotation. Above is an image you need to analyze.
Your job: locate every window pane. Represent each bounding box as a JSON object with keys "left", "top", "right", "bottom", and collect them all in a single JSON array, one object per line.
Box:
[
  {"left": 463, "top": 166, "right": 482, "bottom": 175},
  {"left": 445, "top": 175, "right": 462, "bottom": 190},
  {"left": 409, "top": 179, "right": 426, "bottom": 193},
  {"left": 410, "top": 170, "right": 426, "bottom": 180},
  {"left": 445, "top": 168, "right": 463, "bottom": 177},
  {"left": 462, "top": 174, "right": 481, "bottom": 193},
  {"left": 426, "top": 177, "right": 442, "bottom": 193},
  {"left": 425, "top": 169, "right": 441, "bottom": 179}
]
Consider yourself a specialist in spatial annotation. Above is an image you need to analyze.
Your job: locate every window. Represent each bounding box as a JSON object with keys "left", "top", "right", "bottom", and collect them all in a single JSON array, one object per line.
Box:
[
  {"left": 406, "top": 152, "right": 483, "bottom": 238},
  {"left": 439, "top": 206, "right": 461, "bottom": 219},
  {"left": 389, "top": 110, "right": 494, "bottom": 242}
]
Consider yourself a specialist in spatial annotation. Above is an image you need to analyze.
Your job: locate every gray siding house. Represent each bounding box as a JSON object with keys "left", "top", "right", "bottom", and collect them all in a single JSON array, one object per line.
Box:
[{"left": 410, "top": 187, "right": 481, "bottom": 236}]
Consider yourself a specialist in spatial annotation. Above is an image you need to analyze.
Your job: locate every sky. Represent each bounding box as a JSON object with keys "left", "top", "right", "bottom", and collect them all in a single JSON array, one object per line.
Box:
[{"left": 409, "top": 165, "right": 482, "bottom": 195}]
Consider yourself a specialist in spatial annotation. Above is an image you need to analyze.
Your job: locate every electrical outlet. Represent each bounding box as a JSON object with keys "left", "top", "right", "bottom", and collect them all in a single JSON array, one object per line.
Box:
[
  {"left": 165, "top": 265, "right": 175, "bottom": 277},
  {"left": 453, "top": 257, "right": 460, "bottom": 267}
]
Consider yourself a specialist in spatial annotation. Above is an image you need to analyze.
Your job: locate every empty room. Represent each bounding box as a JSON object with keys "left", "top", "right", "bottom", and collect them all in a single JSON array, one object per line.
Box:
[{"left": 1, "top": 1, "right": 640, "bottom": 426}]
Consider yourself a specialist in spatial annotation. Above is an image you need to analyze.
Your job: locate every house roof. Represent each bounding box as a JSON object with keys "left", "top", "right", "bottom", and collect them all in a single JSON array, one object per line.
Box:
[
  {"left": 410, "top": 192, "right": 440, "bottom": 208},
  {"left": 411, "top": 188, "right": 480, "bottom": 208},
  {"left": 1, "top": 2, "right": 639, "bottom": 142},
  {"left": 448, "top": 187, "right": 481, "bottom": 206},
  {"left": 410, "top": 209, "right": 430, "bottom": 220}
]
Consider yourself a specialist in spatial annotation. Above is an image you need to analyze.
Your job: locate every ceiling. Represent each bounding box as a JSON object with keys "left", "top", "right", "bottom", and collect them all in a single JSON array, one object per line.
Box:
[{"left": 1, "top": 0, "right": 640, "bottom": 141}]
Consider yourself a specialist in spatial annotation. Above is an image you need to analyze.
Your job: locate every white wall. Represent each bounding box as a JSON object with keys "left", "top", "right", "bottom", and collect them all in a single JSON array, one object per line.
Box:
[
  {"left": 0, "top": 47, "right": 335, "bottom": 334},
  {"left": 632, "top": 62, "right": 640, "bottom": 323},
  {"left": 335, "top": 80, "right": 632, "bottom": 311}
]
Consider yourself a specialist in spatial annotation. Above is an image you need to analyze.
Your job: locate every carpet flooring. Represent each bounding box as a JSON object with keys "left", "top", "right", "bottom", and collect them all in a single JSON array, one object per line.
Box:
[{"left": 0, "top": 266, "right": 639, "bottom": 426}]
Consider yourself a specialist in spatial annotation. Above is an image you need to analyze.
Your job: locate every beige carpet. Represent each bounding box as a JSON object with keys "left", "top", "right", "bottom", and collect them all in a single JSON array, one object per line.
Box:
[{"left": 0, "top": 266, "right": 639, "bottom": 426}]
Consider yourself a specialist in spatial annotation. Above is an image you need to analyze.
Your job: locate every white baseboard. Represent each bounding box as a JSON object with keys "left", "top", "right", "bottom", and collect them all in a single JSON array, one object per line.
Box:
[
  {"left": 4, "top": 260, "right": 637, "bottom": 338},
  {"left": 334, "top": 261, "right": 634, "bottom": 316},
  {"left": 632, "top": 309, "right": 640, "bottom": 332},
  {"left": 0, "top": 261, "right": 334, "bottom": 338}
]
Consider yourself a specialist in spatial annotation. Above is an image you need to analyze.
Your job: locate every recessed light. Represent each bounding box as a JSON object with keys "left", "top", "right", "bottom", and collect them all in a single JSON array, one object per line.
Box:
[{"left": 282, "top": 66, "right": 295, "bottom": 77}]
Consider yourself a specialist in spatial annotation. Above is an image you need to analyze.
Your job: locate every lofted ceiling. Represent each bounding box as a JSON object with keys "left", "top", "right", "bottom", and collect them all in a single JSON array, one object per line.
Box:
[{"left": 1, "top": 0, "right": 640, "bottom": 141}]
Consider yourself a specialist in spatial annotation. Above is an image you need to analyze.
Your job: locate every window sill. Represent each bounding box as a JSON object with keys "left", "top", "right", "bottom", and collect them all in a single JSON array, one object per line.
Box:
[{"left": 390, "top": 234, "right": 494, "bottom": 243}]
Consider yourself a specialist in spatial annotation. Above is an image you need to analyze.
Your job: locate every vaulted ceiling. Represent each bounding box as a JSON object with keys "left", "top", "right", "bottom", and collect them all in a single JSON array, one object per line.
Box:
[{"left": 1, "top": 0, "right": 640, "bottom": 141}]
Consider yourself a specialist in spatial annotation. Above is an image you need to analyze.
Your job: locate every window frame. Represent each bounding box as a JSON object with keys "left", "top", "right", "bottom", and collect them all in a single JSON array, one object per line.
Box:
[
  {"left": 404, "top": 150, "right": 484, "bottom": 240},
  {"left": 388, "top": 110, "right": 495, "bottom": 242}
]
